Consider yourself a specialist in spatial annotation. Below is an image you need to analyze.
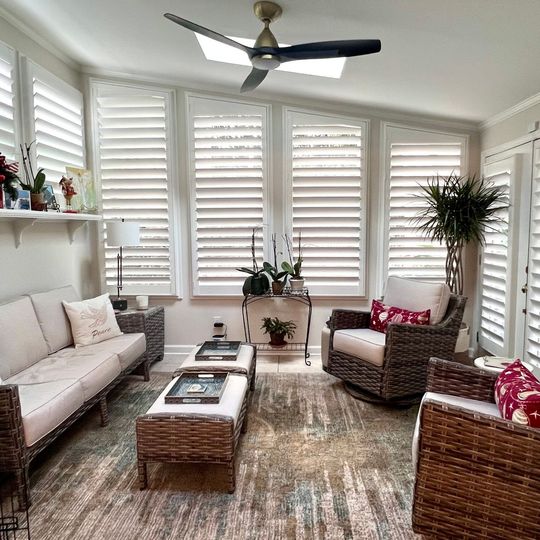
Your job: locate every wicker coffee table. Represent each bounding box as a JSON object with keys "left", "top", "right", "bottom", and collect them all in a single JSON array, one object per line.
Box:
[
  {"left": 135, "top": 373, "right": 248, "bottom": 493},
  {"left": 175, "top": 343, "right": 256, "bottom": 391}
]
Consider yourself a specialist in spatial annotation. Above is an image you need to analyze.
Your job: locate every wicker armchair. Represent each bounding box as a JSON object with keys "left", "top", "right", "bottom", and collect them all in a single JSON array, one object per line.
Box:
[
  {"left": 324, "top": 293, "right": 466, "bottom": 403},
  {"left": 412, "top": 358, "right": 540, "bottom": 539}
]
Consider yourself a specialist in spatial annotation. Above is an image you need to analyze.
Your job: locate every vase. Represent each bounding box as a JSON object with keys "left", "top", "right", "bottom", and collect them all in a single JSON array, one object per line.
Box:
[
  {"left": 30, "top": 192, "right": 46, "bottom": 211},
  {"left": 269, "top": 332, "right": 287, "bottom": 347},
  {"left": 289, "top": 277, "right": 304, "bottom": 292},
  {"left": 272, "top": 281, "right": 284, "bottom": 295}
]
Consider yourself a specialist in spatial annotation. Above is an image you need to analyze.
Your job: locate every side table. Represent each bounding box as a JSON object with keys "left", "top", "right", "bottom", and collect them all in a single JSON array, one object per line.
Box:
[{"left": 115, "top": 306, "right": 165, "bottom": 380}]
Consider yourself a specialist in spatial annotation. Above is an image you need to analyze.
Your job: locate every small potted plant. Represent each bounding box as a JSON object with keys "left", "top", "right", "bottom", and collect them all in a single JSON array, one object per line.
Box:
[
  {"left": 282, "top": 232, "right": 304, "bottom": 291},
  {"left": 237, "top": 227, "right": 269, "bottom": 295},
  {"left": 263, "top": 233, "right": 288, "bottom": 294},
  {"left": 18, "top": 142, "right": 47, "bottom": 211},
  {"left": 260, "top": 316, "right": 297, "bottom": 347}
]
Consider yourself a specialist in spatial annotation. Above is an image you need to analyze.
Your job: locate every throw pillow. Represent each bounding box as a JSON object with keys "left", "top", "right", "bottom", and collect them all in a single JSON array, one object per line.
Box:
[
  {"left": 63, "top": 293, "right": 122, "bottom": 347},
  {"left": 369, "top": 299, "right": 431, "bottom": 334},
  {"left": 495, "top": 359, "right": 540, "bottom": 427}
]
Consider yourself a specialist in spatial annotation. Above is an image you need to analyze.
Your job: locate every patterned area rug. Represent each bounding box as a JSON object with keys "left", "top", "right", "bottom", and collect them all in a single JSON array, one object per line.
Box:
[{"left": 27, "top": 373, "right": 420, "bottom": 539}]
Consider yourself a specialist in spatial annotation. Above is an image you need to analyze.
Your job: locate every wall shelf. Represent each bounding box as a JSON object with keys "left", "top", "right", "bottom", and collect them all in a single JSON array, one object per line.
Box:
[{"left": 0, "top": 209, "right": 102, "bottom": 247}]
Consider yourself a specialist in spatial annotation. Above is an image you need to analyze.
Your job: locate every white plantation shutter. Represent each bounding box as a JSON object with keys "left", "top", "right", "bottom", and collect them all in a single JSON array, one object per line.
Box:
[
  {"left": 384, "top": 125, "right": 466, "bottom": 283},
  {"left": 93, "top": 83, "right": 177, "bottom": 296},
  {"left": 478, "top": 157, "right": 513, "bottom": 356},
  {"left": 25, "top": 62, "right": 84, "bottom": 182},
  {"left": 525, "top": 141, "right": 540, "bottom": 369},
  {"left": 286, "top": 110, "right": 366, "bottom": 296},
  {"left": 188, "top": 96, "right": 269, "bottom": 296},
  {"left": 0, "top": 43, "right": 17, "bottom": 159}
]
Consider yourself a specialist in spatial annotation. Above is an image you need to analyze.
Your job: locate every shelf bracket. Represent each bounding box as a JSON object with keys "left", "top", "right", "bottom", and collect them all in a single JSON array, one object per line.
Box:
[
  {"left": 11, "top": 218, "right": 36, "bottom": 248},
  {"left": 67, "top": 221, "right": 88, "bottom": 244}
]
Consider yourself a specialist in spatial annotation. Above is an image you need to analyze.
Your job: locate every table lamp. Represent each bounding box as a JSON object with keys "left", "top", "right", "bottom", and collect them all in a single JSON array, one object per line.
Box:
[{"left": 105, "top": 220, "right": 140, "bottom": 311}]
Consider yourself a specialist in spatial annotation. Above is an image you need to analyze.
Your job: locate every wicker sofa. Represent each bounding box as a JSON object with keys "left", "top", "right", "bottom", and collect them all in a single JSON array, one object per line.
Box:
[
  {"left": 412, "top": 358, "right": 540, "bottom": 539},
  {"left": 0, "top": 286, "right": 148, "bottom": 508}
]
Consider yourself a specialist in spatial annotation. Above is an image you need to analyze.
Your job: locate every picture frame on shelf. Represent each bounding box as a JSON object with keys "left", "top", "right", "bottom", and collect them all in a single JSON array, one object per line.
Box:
[
  {"left": 4, "top": 188, "right": 31, "bottom": 210},
  {"left": 66, "top": 166, "right": 97, "bottom": 214}
]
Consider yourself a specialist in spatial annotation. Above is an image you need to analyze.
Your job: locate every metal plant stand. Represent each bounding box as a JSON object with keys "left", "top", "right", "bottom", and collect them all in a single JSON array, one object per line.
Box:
[{"left": 241, "top": 287, "right": 312, "bottom": 365}]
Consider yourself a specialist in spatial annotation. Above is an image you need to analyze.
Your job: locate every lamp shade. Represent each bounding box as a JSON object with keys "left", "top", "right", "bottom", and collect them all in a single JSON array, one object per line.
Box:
[{"left": 106, "top": 221, "right": 140, "bottom": 247}]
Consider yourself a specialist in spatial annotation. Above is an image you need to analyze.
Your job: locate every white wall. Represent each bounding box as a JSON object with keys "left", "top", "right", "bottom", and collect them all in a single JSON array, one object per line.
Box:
[
  {"left": 85, "top": 73, "right": 480, "bottom": 359},
  {"left": 481, "top": 98, "right": 540, "bottom": 151},
  {"left": 0, "top": 16, "right": 99, "bottom": 304}
]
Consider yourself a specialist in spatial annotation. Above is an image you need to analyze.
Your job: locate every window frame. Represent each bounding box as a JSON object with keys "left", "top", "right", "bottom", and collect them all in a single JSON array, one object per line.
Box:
[
  {"left": 89, "top": 78, "right": 182, "bottom": 298},
  {"left": 185, "top": 92, "right": 272, "bottom": 298},
  {"left": 20, "top": 57, "right": 86, "bottom": 179},
  {"left": 283, "top": 106, "right": 369, "bottom": 298},
  {"left": 379, "top": 122, "right": 469, "bottom": 294}
]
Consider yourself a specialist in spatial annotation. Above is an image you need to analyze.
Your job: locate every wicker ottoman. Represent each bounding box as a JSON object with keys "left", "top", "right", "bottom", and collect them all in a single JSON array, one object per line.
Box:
[
  {"left": 175, "top": 343, "right": 256, "bottom": 391},
  {"left": 136, "top": 374, "right": 248, "bottom": 493}
]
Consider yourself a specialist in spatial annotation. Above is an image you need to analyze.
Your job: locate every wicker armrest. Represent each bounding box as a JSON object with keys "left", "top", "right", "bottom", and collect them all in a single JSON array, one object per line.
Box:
[
  {"left": 0, "top": 384, "right": 26, "bottom": 470},
  {"left": 426, "top": 357, "right": 498, "bottom": 402},
  {"left": 328, "top": 309, "right": 370, "bottom": 331}
]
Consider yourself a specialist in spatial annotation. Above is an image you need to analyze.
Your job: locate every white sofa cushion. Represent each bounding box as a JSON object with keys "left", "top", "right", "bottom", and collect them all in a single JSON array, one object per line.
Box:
[
  {"left": 60, "top": 333, "right": 146, "bottom": 371},
  {"left": 16, "top": 379, "right": 84, "bottom": 446},
  {"left": 29, "top": 285, "right": 81, "bottom": 354},
  {"left": 7, "top": 351, "right": 121, "bottom": 402},
  {"left": 63, "top": 293, "right": 122, "bottom": 347},
  {"left": 146, "top": 374, "right": 248, "bottom": 427},
  {"left": 383, "top": 276, "right": 451, "bottom": 325},
  {"left": 333, "top": 328, "right": 386, "bottom": 367},
  {"left": 180, "top": 344, "right": 254, "bottom": 373},
  {"left": 0, "top": 297, "right": 49, "bottom": 379},
  {"left": 412, "top": 392, "right": 501, "bottom": 469}
]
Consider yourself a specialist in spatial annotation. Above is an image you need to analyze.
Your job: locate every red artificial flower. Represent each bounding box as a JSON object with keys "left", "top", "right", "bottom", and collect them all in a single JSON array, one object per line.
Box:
[{"left": 0, "top": 174, "right": 5, "bottom": 182}]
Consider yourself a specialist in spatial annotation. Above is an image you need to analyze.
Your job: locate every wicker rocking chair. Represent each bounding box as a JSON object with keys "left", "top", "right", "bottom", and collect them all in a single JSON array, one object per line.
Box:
[
  {"left": 324, "top": 278, "right": 466, "bottom": 404},
  {"left": 412, "top": 358, "right": 540, "bottom": 539}
]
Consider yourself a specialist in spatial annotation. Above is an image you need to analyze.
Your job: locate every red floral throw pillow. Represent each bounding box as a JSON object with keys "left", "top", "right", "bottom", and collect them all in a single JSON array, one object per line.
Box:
[
  {"left": 369, "top": 299, "right": 431, "bottom": 334},
  {"left": 495, "top": 360, "right": 540, "bottom": 427}
]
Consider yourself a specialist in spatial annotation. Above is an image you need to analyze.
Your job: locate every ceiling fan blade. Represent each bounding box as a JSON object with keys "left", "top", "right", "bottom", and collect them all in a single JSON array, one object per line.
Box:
[
  {"left": 164, "top": 13, "right": 253, "bottom": 54},
  {"left": 240, "top": 68, "right": 269, "bottom": 93},
  {"left": 275, "top": 39, "right": 381, "bottom": 62}
]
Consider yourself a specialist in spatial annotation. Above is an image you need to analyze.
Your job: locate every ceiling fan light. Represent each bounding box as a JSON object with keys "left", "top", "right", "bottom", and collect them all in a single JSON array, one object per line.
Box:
[{"left": 251, "top": 54, "right": 281, "bottom": 70}]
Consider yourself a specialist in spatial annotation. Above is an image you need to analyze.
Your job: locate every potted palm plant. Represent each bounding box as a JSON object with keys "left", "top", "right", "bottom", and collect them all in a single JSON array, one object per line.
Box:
[
  {"left": 414, "top": 173, "right": 508, "bottom": 352},
  {"left": 260, "top": 317, "right": 297, "bottom": 347},
  {"left": 415, "top": 173, "right": 507, "bottom": 295}
]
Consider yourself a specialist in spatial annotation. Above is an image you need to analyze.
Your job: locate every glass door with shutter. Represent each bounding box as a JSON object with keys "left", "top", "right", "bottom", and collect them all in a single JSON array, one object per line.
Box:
[
  {"left": 478, "top": 143, "right": 532, "bottom": 358},
  {"left": 524, "top": 140, "right": 540, "bottom": 370}
]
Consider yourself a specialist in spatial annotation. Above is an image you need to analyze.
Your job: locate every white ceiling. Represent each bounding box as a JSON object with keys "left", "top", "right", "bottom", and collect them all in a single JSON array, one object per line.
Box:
[{"left": 2, "top": 0, "right": 540, "bottom": 123}]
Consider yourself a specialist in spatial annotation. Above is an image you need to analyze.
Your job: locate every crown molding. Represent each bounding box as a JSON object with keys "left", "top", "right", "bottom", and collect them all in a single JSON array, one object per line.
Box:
[
  {"left": 0, "top": 6, "right": 80, "bottom": 70},
  {"left": 480, "top": 91, "right": 540, "bottom": 130},
  {"left": 82, "top": 65, "right": 480, "bottom": 133}
]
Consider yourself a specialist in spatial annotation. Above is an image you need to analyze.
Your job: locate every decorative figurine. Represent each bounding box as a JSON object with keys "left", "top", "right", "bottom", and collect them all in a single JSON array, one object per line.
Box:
[{"left": 59, "top": 175, "right": 78, "bottom": 213}]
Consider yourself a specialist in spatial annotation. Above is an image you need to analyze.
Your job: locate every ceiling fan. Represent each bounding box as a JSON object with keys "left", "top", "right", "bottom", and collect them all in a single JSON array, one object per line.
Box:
[{"left": 164, "top": 1, "right": 381, "bottom": 93}]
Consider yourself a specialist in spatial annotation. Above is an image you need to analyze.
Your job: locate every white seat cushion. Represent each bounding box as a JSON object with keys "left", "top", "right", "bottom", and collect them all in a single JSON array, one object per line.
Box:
[
  {"left": 7, "top": 351, "right": 121, "bottom": 402},
  {"left": 61, "top": 333, "right": 146, "bottom": 371},
  {"left": 180, "top": 344, "right": 254, "bottom": 373},
  {"left": 383, "top": 277, "right": 451, "bottom": 325},
  {"left": 146, "top": 374, "right": 248, "bottom": 427},
  {"left": 0, "top": 297, "right": 49, "bottom": 379},
  {"left": 29, "top": 286, "right": 81, "bottom": 354},
  {"left": 16, "top": 379, "right": 84, "bottom": 446},
  {"left": 412, "top": 392, "right": 501, "bottom": 469},
  {"left": 333, "top": 328, "right": 386, "bottom": 367}
]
